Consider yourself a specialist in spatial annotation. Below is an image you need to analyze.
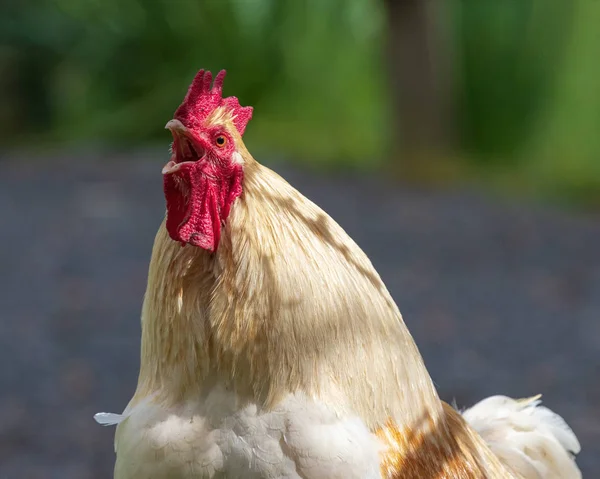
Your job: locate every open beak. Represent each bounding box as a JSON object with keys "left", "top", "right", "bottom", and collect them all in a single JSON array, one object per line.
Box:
[{"left": 162, "top": 120, "right": 206, "bottom": 175}]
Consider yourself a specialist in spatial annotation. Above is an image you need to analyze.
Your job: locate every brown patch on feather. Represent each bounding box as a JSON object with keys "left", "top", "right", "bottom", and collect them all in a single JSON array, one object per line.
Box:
[{"left": 376, "top": 403, "right": 517, "bottom": 478}]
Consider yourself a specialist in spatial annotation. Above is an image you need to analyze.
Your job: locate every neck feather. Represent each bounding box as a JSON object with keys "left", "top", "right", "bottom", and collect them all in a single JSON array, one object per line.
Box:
[{"left": 137, "top": 154, "right": 442, "bottom": 431}]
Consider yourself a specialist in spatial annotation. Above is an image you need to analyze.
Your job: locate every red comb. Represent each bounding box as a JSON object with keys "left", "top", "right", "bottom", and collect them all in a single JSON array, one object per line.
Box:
[{"left": 174, "top": 69, "right": 253, "bottom": 136}]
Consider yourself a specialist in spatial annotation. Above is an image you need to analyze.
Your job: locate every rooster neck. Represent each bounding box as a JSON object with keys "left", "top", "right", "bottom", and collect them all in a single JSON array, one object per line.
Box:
[
  {"left": 136, "top": 225, "right": 217, "bottom": 400},
  {"left": 137, "top": 158, "right": 443, "bottom": 434},
  {"left": 211, "top": 161, "right": 443, "bottom": 425}
]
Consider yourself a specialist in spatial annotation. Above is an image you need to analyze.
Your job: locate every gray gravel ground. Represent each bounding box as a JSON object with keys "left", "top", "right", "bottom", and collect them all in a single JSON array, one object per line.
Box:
[{"left": 1, "top": 149, "right": 599, "bottom": 478}]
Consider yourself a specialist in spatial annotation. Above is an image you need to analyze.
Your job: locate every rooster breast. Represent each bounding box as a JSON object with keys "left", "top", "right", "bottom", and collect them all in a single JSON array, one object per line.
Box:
[{"left": 110, "top": 385, "right": 383, "bottom": 479}]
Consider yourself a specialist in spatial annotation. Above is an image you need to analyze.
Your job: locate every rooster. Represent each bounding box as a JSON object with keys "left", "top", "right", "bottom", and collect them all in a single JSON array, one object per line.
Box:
[{"left": 95, "top": 69, "right": 581, "bottom": 478}]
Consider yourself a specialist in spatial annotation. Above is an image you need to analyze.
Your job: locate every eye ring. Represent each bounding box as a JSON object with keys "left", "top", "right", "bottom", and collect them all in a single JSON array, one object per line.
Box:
[{"left": 215, "top": 135, "right": 227, "bottom": 147}]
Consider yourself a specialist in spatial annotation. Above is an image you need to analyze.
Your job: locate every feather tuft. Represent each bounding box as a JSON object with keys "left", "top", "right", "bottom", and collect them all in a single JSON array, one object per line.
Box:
[
  {"left": 462, "top": 395, "right": 581, "bottom": 479},
  {"left": 94, "top": 412, "right": 126, "bottom": 426}
]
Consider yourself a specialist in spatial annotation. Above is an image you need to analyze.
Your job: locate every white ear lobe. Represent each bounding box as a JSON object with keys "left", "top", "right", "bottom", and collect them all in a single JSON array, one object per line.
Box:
[{"left": 232, "top": 152, "right": 245, "bottom": 165}]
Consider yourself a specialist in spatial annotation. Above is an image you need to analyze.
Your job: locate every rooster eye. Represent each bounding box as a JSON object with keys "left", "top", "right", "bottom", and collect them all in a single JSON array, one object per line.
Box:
[{"left": 215, "top": 135, "right": 227, "bottom": 147}]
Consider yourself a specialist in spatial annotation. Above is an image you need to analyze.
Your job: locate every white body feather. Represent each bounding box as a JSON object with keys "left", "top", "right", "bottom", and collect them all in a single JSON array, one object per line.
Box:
[
  {"left": 96, "top": 387, "right": 383, "bottom": 479},
  {"left": 462, "top": 395, "right": 581, "bottom": 479}
]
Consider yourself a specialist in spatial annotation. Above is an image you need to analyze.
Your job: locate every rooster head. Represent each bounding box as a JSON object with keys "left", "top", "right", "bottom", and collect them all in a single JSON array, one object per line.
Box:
[{"left": 162, "top": 69, "right": 253, "bottom": 251}]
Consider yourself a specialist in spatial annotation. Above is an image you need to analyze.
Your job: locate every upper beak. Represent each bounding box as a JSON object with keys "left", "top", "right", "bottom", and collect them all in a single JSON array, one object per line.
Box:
[{"left": 165, "top": 119, "right": 187, "bottom": 136}]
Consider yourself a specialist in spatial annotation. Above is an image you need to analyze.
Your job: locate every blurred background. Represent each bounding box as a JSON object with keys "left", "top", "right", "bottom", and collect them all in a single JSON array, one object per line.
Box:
[{"left": 1, "top": 0, "right": 599, "bottom": 477}]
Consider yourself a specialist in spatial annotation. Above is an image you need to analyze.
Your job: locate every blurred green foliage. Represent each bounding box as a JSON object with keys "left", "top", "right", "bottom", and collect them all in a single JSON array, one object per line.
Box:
[
  {"left": 1, "top": 0, "right": 599, "bottom": 202},
  {"left": 0, "top": 0, "right": 385, "bottom": 167}
]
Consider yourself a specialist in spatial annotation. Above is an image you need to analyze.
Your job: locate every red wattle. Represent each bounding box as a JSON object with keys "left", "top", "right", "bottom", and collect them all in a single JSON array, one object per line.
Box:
[{"left": 164, "top": 161, "right": 243, "bottom": 252}]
